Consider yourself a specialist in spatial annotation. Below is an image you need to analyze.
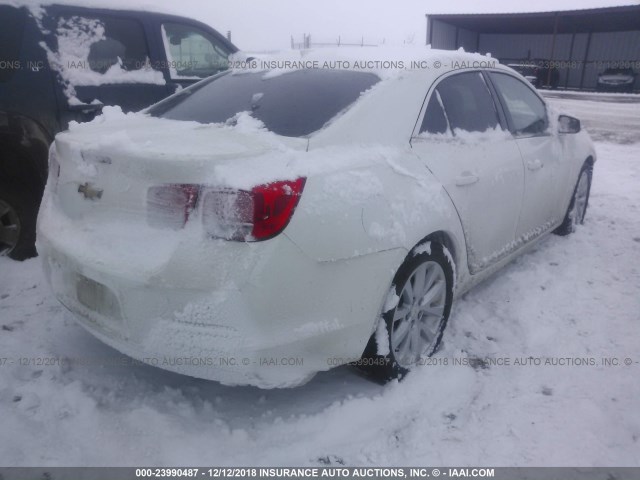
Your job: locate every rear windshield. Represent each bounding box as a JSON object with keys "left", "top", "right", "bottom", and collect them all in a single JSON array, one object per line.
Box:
[
  {"left": 603, "top": 68, "right": 633, "bottom": 75},
  {"left": 147, "top": 69, "right": 380, "bottom": 137},
  {"left": 509, "top": 65, "right": 536, "bottom": 75}
]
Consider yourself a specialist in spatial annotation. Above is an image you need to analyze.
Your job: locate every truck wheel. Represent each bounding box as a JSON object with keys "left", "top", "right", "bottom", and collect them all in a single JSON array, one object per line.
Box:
[{"left": 0, "top": 184, "right": 38, "bottom": 260}]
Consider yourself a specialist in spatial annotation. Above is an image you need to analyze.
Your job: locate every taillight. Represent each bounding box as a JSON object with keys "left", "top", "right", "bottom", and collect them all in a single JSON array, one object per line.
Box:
[
  {"left": 147, "top": 184, "right": 200, "bottom": 230},
  {"left": 202, "top": 189, "right": 254, "bottom": 241},
  {"left": 202, "top": 178, "right": 306, "bottom": 241},
  {"left": 146, "top": 178, "right": 305, "bottom": 241}
]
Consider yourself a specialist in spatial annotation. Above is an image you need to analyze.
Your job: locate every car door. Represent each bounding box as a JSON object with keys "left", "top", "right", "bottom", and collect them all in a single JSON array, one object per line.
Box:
[
  {"left": 43, "top": 7, "right": 171, "bottom": 128},
  {"left": 411, "top": 71, "right": 525, "bottom": 274},
  {"left": 488, "top": 72, "right": 570, "bottom": 241},
  {"left": 158, "top": 21, "right": 232, "bottom": 91}
]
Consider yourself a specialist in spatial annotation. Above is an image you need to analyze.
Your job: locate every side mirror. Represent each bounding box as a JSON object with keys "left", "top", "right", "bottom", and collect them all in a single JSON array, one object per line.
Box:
[{"left": 558, "top": 115, "right": 581, "bottom": 134}]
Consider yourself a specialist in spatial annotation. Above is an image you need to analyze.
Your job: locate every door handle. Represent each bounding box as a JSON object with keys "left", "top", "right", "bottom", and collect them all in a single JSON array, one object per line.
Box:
[
  {"left": 527, "top": 159, "right": 544, "bottom": 171},
  {"left": 455, "top": 174, "right": 479, "bottom": 186}
]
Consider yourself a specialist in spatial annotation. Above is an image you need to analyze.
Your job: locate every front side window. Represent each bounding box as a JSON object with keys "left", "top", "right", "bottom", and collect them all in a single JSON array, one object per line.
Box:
[
  {"left": 162, "top": 23, "right": 231, "bottom": 79},
  {"left": 435, "top": 72, "right": 500, "bottom": 133},
  {"left": 490, "top": 72, "right": 548, "bottom": 136},
  {"left": 148, "top": 69, "right": 380, "bottom": 137}
]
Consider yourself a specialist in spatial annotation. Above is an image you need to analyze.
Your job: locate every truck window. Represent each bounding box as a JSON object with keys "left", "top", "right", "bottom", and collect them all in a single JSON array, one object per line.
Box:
[
  {"left": 161, "top": 23, "right": 231, "bottom": 79},
  {"left": 54, "top": 14, "right": 150, "bottom": 73},
  {"left": 0, "top": 6, "right": 26, "bottom": 82}
]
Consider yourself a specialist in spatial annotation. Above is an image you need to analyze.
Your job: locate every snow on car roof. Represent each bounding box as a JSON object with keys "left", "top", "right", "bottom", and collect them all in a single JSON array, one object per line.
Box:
[{"left": 233, "top": 46, "right": 499, "bottom": 80}]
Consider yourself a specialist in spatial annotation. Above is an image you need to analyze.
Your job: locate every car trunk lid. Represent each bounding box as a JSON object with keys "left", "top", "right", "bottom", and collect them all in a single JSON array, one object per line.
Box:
[{"left": 50, "top": 115, "right": 306, "bottom": 225}]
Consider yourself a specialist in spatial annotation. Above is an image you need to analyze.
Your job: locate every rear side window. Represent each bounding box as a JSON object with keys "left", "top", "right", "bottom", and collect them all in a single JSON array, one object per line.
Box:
[
  {"left": 148, "top": 69, "right": 380, "bottom": 137},
  {"left": 490, "top": 72, "right": 548, "bottom": 136},
  {"left": 435, "top": 72, "right": 500, "bottom": 133},
  {"left": 87, "top": 16, "right": 149, "bottom": 73},
  {"left": 52, "top": 13, "right": 150, "bottom": 74},
  {"left": 419, "top": 90, "right": 449, "bottom": 135},
  {"left": 0, "top": 6, "right": 26, "bottom": 82},
  {"left": 39, "top": 10, "right": 165, "bottom": 92},
  {"left": 603, "top": 68, "right": 633, "bottom": 75}
]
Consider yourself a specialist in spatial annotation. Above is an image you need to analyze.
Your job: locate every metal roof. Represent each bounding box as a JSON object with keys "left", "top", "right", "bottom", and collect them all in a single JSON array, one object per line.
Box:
[{"left": 426, "top": 5, "right": 640, "bottom": 34}]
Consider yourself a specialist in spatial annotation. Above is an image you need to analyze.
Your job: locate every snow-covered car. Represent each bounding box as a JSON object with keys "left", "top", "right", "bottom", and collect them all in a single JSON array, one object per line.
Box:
[
  {"left": 596, "top": 68, "right": 636, "bottom": 92},
  {"left": 37, "top": 49, "right": 596, "bottom": 388}
]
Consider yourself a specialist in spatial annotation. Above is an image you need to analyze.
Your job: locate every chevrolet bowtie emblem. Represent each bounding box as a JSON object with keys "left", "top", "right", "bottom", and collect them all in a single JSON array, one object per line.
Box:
[{"left": 78, "top": 182, "right": 103, "bottom": 200}]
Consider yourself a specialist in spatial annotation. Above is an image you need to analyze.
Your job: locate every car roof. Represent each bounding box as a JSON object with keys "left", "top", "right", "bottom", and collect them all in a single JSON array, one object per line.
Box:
[
  {"left": 239, "top": 47, "right": 501, "bottom": 79},
  {"left": 253, "top": 48, "right": 514, "bottom": 146}
]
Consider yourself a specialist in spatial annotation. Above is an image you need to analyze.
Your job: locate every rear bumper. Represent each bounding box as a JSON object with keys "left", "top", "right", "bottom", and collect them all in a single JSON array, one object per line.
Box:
[
  {"left": 37, "top": 203, "right": 400, "bottom": 388},
  {"left": 39, "top": 242, "right": 311, "bottom": 388}
]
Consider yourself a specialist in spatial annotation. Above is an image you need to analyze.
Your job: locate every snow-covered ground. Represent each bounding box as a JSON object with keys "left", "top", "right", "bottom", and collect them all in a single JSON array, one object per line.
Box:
[
  {"left": 543, "top": 92, "right": 640, "bottom": 145},
  {"left": 1, "top": 95, "right": 639, "bottom": 466}
]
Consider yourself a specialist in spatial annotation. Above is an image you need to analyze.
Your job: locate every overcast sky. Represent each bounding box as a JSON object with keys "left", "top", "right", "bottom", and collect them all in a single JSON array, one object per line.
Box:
[
  {"left": 171, "top": 0, "right": 639, "bottom": 51},
  {"left": 15, "top": 0, "right": 639, "bottom": 50}
]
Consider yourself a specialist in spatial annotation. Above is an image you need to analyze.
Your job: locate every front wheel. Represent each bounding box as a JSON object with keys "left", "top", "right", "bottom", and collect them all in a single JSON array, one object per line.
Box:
[
  {"left": 554, "top": 165, "right": 592, "bottom": 236},
  {"left": 360, "top": 242, "right": 454, "bottom": 381}
]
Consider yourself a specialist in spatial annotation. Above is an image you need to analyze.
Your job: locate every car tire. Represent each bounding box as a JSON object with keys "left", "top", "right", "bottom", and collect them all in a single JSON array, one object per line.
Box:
[
  {"left": 0, "top": 182, "right": 38, "bottom": 260},
  {"left": 359, "top": 242, "right": 454, "bottom": 382},
  {"left": 554, "top": 164, "right": 593, "bottom": 236}
]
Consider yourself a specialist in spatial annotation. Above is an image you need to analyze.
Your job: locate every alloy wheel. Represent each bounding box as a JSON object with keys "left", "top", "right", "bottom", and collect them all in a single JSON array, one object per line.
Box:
[{"left": 390, "top": 260, "right": 447, "bottom": 367}]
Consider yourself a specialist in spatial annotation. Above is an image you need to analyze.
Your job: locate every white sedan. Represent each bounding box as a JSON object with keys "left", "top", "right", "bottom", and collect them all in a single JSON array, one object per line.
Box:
[{"left": 37, "top": 49, "right": 596, "bottom": 388}]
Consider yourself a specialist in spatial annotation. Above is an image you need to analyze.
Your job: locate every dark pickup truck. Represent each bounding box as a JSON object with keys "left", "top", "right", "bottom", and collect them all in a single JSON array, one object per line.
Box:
[{"left": 0, "top": 3, "right": 237, "bottom": 259}]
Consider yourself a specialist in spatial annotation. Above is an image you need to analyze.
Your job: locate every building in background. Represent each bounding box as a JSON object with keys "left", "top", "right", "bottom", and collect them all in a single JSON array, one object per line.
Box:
[{"left": 426, "top": 5, "right": 640, "bottom": 91}]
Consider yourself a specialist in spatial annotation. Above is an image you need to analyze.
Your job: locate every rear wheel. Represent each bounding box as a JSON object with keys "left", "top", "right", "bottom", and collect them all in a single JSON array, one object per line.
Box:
[
  {"left": 0, "top": 184, "right": 38, "bottom": 260},
  {"left": 554, "top": 164, "right": 592, "bottom": 236},
  {"left": 360, "top": 242, "right": 454, "bottom": 381}
]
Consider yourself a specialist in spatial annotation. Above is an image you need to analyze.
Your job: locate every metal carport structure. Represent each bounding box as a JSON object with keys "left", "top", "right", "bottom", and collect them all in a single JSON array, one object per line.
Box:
[{"left": 426, "top": 5, "right": 640, "bottom": 91}]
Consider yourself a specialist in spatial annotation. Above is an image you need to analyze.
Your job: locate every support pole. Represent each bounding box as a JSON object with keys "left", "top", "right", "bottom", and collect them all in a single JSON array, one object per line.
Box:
[
  {"left": 565, "top": 29, "right": 576, "bottom": 89},
  {"left": 427, "top": 15, "right": 434, "bottom": 46},
  {"left": 580, "top": 31, "right": 592, "bottom": 90},
  {"left": 547, "top": 13, "right": 559, "bottom": 87}
]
